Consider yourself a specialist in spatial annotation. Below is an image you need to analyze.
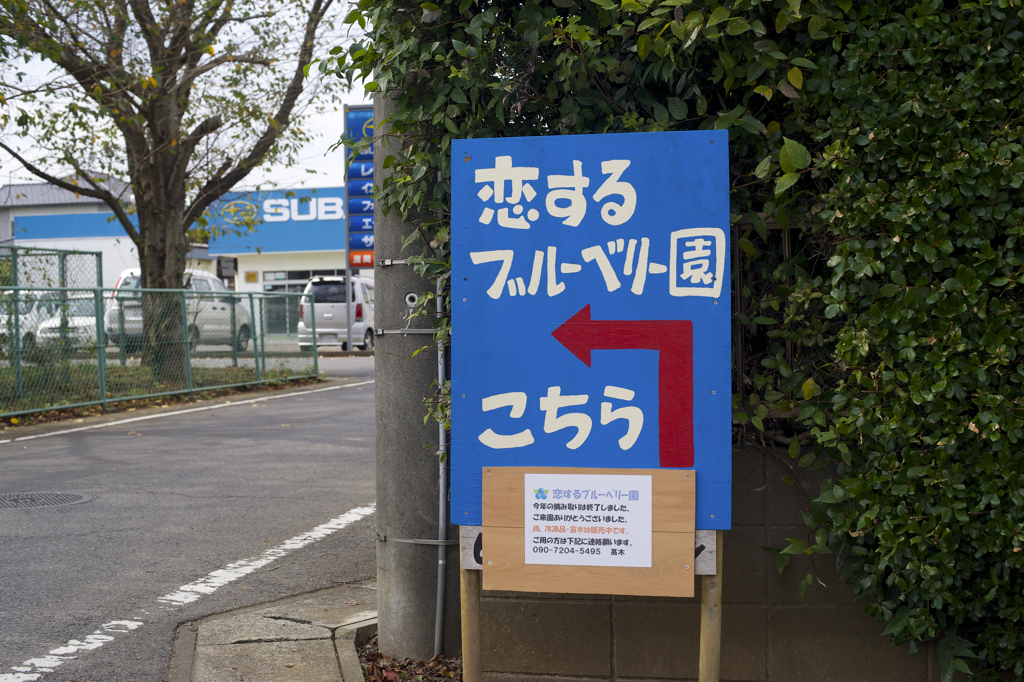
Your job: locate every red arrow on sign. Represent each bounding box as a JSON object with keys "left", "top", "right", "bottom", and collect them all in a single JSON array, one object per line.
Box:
[{"left": 551, "top": 304, "right": 694, "bottom": 468}]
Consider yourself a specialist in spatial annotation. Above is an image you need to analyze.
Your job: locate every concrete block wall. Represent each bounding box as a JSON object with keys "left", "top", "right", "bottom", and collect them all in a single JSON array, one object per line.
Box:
[{"left": 479, "top": 446, "right": 942, "bottom": 681}]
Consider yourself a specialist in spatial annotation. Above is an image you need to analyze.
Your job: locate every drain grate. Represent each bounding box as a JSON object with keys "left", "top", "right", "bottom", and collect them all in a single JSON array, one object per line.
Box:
[{"left": 0, "top": 492, "right": 93, "bottom": 510}]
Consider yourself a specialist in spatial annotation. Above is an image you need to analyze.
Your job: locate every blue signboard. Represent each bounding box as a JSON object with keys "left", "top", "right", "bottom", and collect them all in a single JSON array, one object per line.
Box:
[
  {"left": 346, "top": 107, "right": 374, "bottom": 146},
  {"left": 348, "top": 180, "right": 374, "bottom": 197},
  {"left": 345, "top": 105, "right": 374, "bottom": 268},
  {"left": 349, "top": 215, "right": 374, "bottom": 232},
  {"left": 451, "top": 131, "right": 731, "bottom": 530},
  {"left": 348, "top": 198, "right": 374, "bottom": 215},
  {"left": 350, "top": 233, "right": 375, "bottom": 250},
  {"left": 206, "top": 188, "right": 347, "bottom": 254},
  {"left": 349, "top": 162, "right": 374, "bottom": 178}
]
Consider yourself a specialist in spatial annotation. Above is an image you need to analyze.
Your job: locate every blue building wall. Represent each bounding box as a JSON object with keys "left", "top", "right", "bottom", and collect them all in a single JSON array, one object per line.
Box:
[
  {"left": 13, "top": 212, "right": 134, "bottom": 239},
  {"left": 10, "top": 187, "right": 347, "bottom": 258},
  {"left": 206, "top": 188, "right": 346, "bottom": 254}
]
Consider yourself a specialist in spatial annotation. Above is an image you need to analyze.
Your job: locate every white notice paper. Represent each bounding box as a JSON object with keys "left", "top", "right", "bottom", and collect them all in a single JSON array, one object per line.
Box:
[{"left": 524, "top": 473, "right": 652, "bottom": 568}]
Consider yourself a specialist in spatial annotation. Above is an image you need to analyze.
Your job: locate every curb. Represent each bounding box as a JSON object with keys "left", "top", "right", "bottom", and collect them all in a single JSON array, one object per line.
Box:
[
  {"left": 169, "top": 581, "right": 376, "bottom": 682},
  {"left": 337, "top": 621, "right": 377, "bottom": 682},
  {"left": 0, "top": 377, "right": 361, "bottom": 441},
  {"left": 317, "top": 349, "right": 374, "bottom": 357}
]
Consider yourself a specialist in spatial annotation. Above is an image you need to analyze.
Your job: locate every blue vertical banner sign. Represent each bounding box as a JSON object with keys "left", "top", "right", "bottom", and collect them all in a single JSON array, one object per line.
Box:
[
  {"left": 344, "top": 105, "right": 375, "bottom": 269},
  {"left": 451, "top": 131, "right": 732, "bottom": 530}
]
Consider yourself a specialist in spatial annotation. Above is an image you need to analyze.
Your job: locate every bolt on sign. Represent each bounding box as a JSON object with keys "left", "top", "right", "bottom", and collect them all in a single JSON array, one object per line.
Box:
[{"left": 451, "top": 131, "right": 730, "bottom": 596}]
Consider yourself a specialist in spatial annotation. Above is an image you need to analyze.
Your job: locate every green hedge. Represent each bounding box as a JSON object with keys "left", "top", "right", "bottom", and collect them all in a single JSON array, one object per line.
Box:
[{"left": 334, "top": 0, "right": 1024, "bottom": 677}]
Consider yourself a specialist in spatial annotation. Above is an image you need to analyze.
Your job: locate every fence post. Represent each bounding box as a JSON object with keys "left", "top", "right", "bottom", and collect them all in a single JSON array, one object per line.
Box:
[
  {"left": 59, "top": 253, "right": 68, "bottom": 350},
  {"left": 249, "top": 292, "right": 261, "bottom": 383},
  {"left": 231, "top": 294, "right": 238, "bottom": 368},
  {"left": 118, "top": 302, "right": 127, "bottom": 366},
  {"left": 94, "top": 288, "right": 107, "bottom": 407},
  {"left": 310, "top": 293, "right": 318, "bottom": 376},
  {"left": 260, "top": 296, "right": 266, "bottom": 377},
  {"left": 181, "top": 291, "right": 193, "bottom": 392},
  {"left": 12, "top": 248, "right": 22, "bottom": 399}
]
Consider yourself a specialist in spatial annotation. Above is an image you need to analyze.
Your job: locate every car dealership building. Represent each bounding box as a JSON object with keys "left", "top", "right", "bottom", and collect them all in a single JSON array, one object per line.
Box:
[{"left": 1, "top": 182, "right": 362, "bottom": 291}]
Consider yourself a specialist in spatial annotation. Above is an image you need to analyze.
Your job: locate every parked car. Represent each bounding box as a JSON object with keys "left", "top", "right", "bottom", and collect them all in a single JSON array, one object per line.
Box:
[
  {"left": 297, "top": 276, "right": 375, "bottom": 351},
  {"left": 35, "top": 295, "right": 104, "bottom": 346},
  {"left": 105, "top": 268, "right": 252, "bottom": 351},
  {"left": 0, "top": 292, "right": 60, "bottom": 349}
]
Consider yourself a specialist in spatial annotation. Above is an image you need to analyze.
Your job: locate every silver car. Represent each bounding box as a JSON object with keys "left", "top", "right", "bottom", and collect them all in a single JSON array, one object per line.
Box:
[
  {"left": 297, "top": 276, "right": 375, "bottom": 351},
  {"left": 35, "top": 296, "right": 104, "bottom": 346},
  {"left": 1, "top": 293, "right": 61, "bottom": 349},
  {"left": 105, "top": 268, "right": 252, "bottom": 351}
]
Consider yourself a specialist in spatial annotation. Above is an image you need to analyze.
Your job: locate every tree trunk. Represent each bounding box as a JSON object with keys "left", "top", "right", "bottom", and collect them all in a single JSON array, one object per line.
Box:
[{"left": 137, "top": 198, "right": 192, "bottom": 384}]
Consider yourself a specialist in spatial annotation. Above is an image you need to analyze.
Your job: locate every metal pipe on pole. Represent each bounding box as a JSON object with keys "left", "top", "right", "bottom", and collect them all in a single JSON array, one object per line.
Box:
[{"left": 434, "top": 277, "right": 449, "bottom": 656}]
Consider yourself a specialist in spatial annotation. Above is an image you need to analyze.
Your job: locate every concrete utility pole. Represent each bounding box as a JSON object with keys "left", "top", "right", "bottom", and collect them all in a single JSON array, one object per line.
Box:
[{"left": 373, "top": 94, "right": 462, "bottom": 661}]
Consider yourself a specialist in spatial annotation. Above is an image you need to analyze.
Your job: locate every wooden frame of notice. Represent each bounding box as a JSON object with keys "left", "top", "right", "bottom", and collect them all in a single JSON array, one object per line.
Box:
[
  {"left": 460, "top": 467, "right": 722, "bottom": 682},
  {"left": 482, "top": 467, "right": 695, "bottom": 598}
]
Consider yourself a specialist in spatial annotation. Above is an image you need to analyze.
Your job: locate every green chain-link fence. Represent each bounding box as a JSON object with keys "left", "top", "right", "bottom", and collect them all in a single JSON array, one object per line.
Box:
[
  {"left": 1, "top": 286, "right": 318, "bottom": 417},
  {"left": 0, "top": 244, "right": 103, "bottom": 289}
]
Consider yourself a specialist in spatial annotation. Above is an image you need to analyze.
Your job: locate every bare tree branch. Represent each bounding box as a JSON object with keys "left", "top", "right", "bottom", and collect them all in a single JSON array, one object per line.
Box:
[
  {"left": 185, "top": 0, "right": 335, "bottom": 225},
  {"left": 181, "top": 53, "right": 274, "bottom": 85}
]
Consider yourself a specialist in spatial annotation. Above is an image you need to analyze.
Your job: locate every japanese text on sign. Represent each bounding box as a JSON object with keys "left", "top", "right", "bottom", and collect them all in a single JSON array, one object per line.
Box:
[
  {"left": 478, "top": 385, "right": 644, "bottom": 451},
  {"left": 470, "top": 155, "right": 724, "bottom": 299},
  {"left": 524, "top": 473, "right": 652, "bottom": 567}
]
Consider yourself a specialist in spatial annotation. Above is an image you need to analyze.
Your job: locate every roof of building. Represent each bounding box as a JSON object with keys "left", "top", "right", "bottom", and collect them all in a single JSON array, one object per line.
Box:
[{"left": 0, "top": 176, "right": 131, "bottom": 208}]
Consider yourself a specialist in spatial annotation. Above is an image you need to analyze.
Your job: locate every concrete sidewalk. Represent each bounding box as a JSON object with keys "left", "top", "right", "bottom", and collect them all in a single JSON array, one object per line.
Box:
[{"left": 170, "top": 580, "right": 377, "bottom": 682}]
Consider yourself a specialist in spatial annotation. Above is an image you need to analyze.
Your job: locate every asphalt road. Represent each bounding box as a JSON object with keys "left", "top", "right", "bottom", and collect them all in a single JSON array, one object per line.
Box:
[{"left": 0, "top": 357, "right": 376, "bottom": 682}]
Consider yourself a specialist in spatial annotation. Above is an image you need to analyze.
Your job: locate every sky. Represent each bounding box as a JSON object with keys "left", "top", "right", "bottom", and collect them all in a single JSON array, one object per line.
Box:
[
  {"left": 239, "top": 90, "right": 373, "bottom": 191},
  {"left": 0, "top": 94, "right": 372, "bottom": 192},
  {"left": 0, "top": 54, "right": 372, "bottom": 194}
]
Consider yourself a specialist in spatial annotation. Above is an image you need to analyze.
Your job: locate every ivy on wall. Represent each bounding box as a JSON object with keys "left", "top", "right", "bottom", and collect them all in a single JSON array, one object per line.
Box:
[{"left": 332, "top": 0, "right": 1024, "bottom": 678}]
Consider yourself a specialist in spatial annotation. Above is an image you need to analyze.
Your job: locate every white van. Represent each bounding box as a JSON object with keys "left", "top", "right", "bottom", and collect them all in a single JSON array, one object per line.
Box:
[{"left": 297, "top": 276, "right": 374, "bottom": 351}]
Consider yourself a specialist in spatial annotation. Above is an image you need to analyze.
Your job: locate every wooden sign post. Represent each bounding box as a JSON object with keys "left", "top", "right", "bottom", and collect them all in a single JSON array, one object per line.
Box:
[
  {"left": 698, "top": 530, "right": 724, "bottom": 682},
  {"left": 459, "top": 526, "right": 483, "bottom": 682}
]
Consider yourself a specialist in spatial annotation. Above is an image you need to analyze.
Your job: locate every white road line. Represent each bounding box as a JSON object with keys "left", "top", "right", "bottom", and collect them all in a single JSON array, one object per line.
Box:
[
  {"left": 0, "top": 380, "right": 374, "bottom": 445},
  {"left": 0, "top": 504, "right": 376, "bottom": 681},
  {"left": 159, "top": 504, "right": 377, "bottom": 605}
]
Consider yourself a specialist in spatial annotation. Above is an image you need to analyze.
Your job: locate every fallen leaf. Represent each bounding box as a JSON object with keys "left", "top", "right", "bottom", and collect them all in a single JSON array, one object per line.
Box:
[
  {"left": 281, "top": 424, "right": 291, "bottom": 427},
  {"left": 128, "top": 431, "right": 141, "bottom": 436}
]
